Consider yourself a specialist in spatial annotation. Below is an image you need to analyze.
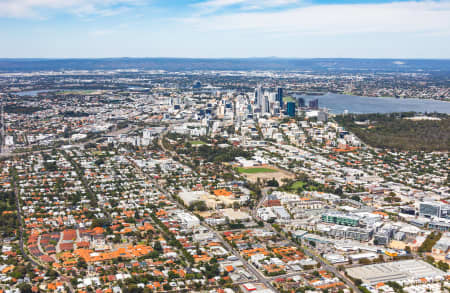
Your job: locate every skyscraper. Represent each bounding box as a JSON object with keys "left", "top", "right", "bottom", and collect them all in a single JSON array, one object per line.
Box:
[
  {"left": 286, "top": 102, "right": 296, "bottom": 117},
  {"left": 264, "top": 96, "right": 270, "bottom": 113},
  {"left": 255, "top": 85, "right": 263, "bottom": 109},
  {"left": 276, "top": 87, "right": 283, "bottom": 108},
  {"left": 309, "top": 99, "right": 319, "bottom": 110}
]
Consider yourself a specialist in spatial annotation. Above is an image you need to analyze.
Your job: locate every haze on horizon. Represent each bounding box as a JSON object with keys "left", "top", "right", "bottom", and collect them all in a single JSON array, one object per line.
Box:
[{"left": 0, "top": 0, "right": 449, "bottom": 59}]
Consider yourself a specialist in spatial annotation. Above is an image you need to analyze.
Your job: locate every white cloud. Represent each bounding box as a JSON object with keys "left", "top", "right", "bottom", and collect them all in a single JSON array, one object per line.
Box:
[
  {"left": 193, "top": 0, "right": 301, "bottom": 14},
  {"left": 0, "top": 0, "right": 144, "bottom": 18},
  {"left": 185, "top": 1, "right": 450, "bottom": 35}
]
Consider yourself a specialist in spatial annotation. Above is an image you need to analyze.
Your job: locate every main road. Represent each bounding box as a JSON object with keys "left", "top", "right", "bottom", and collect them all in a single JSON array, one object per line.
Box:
[
  {"left": 256, "top": 188, "right": 361, "bottom": 293},
  {"left": 0, "top": 125, "right": 136, "bottom": 158},
  {"left": 128, "top": 133, "right": 279, "bottom": 292}
]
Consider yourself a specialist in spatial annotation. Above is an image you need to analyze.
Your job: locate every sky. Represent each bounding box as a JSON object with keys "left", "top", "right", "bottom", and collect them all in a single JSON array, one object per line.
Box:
[{"left": 0, "top": 0, "right": 449, "bottom": 59}]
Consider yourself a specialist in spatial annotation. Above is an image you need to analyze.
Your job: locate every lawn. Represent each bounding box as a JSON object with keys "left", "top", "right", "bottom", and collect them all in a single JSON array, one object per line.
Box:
[
  {"left": 237, "top": 167, "right": 278, "bottom": 174},
  {"left": 191, "top": 140, "right": 206, "bottom": 145},
  {"left": 290, "top": 181, "right": 306, "bottom": 190}
]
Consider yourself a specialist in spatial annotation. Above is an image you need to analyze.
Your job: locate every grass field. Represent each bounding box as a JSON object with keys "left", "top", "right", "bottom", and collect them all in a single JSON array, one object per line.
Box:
[
  {"left": 290, "top": 181, "right": 306, "bottom": 190},
  {"left": 237, "top": 167, "right": 277, "bottom": 174},
  {"left": 191, "top": 140, "right": 206, "bottom": 145}
]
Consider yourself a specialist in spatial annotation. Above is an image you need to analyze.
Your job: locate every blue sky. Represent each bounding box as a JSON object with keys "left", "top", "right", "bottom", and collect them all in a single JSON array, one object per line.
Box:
[{"left": 0, "top": 0, "right": 449, "bottom": 58}]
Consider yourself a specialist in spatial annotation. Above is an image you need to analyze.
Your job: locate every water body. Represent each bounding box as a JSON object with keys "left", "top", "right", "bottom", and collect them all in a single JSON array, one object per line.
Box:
[
  {"left": 296, "top": 93, "right": 450, "bottom": 114},
  {"left": 14, "top": 89, "right": 66, "bottom": 97}
]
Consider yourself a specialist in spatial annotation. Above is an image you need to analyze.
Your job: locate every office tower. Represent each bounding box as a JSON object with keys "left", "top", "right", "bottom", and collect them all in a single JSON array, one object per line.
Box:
[
  {"left": 263, "top": 96, "right": 270, "bottom": 113},
  {"left": 255, "top": 85, "right": 263, "bottom": 109},
  {"left": 297, "top": 97, "right": 305, "bottom": 108},
  {"left": 309, "top": 99, "right": 319, "bottom": 110},
  {"left": 276, "top": 87, "right": 283, "bottom": 108},
  {"left": 286, "top": 102, "right": 296, "bottom": 117}
]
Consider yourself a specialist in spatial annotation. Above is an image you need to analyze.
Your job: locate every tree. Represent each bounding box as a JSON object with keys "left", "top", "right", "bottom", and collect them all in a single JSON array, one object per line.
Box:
[
  {"left": 405, "top": 246, "right": 411, "bottom": 254},
  {"left": 267, "top": 178, "right": 279, "bottom": 187},
  {"left": 358, "top": 258, "right": 371, "bottom": 265},
  {"left": 386, "top": 281, "right": 405, "bottom": 293},
  {"left": 437, "top": 260, "right": 449, "bottom": 272},
  {"left": 46, "top": 269, "right": 59, "bottom": 279},
  {"left": 17, "top": 283, "right": 32, "bottom": 293},
  {"left": 419, "top": 232, "right": 442, "bottom": 253},
  {"left": 168, "top": 270, "right": 179, "bottom": 280},
  {"left": 154, "top": 241, "right": 163, "bottom": 252},
  {"left": 350, "top": 195, "right": 361, "bottom": 202},
  {"left": 77, "top": 257, "right": 87, "bottom": 269}
]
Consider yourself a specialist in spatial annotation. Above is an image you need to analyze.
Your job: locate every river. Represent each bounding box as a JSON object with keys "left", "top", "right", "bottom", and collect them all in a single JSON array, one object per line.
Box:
[{"left": 295, "top": 93, "right": 450, "bottom": 114}]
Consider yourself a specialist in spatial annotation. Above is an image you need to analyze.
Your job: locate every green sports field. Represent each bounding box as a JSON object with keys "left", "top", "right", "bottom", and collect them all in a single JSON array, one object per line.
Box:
[
  {"left": 190, "top": 140, "right": 206, "bottom": 145},
  {"left": 290, "top": 181, "right": 306, "bottom": 190},
  {"left": 237, "top": 167, "right": 278, "bottom": 174}
]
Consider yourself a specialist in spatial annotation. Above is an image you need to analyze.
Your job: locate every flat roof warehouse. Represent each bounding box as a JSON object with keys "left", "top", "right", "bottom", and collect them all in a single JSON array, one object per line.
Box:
[{"left": 346, "top": 260, "right": 448, "bottom": 286}]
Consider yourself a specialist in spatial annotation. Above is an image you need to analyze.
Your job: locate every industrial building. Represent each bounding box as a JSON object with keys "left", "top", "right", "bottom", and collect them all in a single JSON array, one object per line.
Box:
[{"left": 346, "top": 260, "right": 448, "bottom": 285}]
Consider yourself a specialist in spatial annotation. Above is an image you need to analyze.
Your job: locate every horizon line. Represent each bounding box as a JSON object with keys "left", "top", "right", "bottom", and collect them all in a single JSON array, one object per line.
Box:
[{"left": 1, "top": 57, "right": 450, "bottom": 61}]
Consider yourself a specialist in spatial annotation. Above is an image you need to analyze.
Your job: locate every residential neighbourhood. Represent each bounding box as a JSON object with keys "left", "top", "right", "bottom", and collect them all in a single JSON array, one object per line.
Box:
[{"left": 0, "top": 69, "right": 449, "bottom": 293}]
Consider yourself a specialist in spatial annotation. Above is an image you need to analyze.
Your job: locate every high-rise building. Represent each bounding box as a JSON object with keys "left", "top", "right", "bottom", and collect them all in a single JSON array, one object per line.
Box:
[
  {"left": 309, "top": 99, "right": 319, "bottom": 110},
  {"left": 276, "top": 87, "right": 283, "bottom": 108},
  {"left": 255, "top": 86, "right": 263, "bottom": 109},
  {"left": 262, "top": 96, "right": 270, "bottom": 113},
  {"left": 297, "top": 97, "right": 305, "bottom": 108},
  {"left": 286, "top": 102, "right": 296, "bottom": 117}
]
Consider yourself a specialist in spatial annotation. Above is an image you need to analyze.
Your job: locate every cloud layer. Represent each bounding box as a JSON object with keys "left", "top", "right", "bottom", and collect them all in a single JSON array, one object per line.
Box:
[
  {"left": 0, "top": 0, "right": 449, "bottom": 58},
  {"left": 192, "top": 0, "right": 301, "bottom": 14},
  {"left": 0, "top": 0, "right": 143, "bottom": 18},
  {"left": 184, "top": 1, "right": 450, "bottom": 35}
]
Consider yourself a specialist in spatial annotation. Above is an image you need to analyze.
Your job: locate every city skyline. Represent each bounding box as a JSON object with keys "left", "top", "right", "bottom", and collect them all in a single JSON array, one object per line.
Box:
[{"left": 0, "top": 0, "right": 449, "bottom": 59}]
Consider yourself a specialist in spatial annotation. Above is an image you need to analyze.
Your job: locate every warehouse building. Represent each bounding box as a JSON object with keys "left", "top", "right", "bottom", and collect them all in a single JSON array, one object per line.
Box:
[{"left": 346, "top": 260, "right": 447, "bottom": 285}]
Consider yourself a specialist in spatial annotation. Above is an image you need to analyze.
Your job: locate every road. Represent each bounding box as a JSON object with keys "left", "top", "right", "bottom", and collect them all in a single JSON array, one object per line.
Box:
[
  {"left": 0, "top": 125, "right": 136, "bottom": 158},
  {"left": 257, "top": 188, "right": 361, "bottom": 293},
  {"left": 12, "top": 169, "right": 75, "bottom": 292},
  {"left": 12, "top": 172, "right": 40, "bottom": 268},
  {"left": 128, "top": 134, "right": 279, "bottom": 292},
  {"left": 251, "top": 187, "right": 272, "bottom": 219},
  {"left": 206, "top": 224, "right": 278, "bottom": 292}
]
